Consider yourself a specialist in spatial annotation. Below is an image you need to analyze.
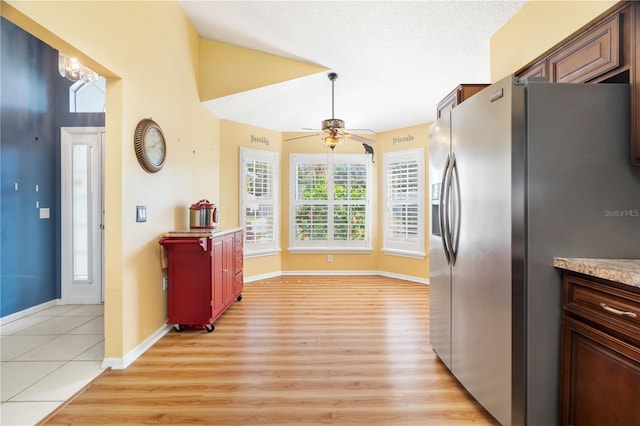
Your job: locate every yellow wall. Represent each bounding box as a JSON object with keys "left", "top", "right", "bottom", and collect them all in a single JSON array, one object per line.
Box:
[
  {"left": 376, "top": 124, "right": 430, "bottom": 281},
  {"left": 490, "top": 0, "right": 620, "bottom": 82},
  {"left": 279, "top": 132, "right": 381, "bottom": 273},
  {"left": 199, "top": 39, "right": 327, "bottom": 101},
  {"left": 219, "top": 120, "right": 284, "bottom": 278},
  {"left": 3, "top": 0, "right": 220, "bottom": 361}
]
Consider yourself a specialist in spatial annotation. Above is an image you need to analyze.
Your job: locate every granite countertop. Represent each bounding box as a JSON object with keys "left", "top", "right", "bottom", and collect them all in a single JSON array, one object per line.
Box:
[{"left": 554, "top": 258, "right": 640, "bottom": 288}]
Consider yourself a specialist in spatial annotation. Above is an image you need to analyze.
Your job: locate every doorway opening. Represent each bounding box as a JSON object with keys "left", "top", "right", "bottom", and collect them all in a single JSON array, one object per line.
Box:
[{"left": 61, "top": 127, "right": 105, "bottom": 304}]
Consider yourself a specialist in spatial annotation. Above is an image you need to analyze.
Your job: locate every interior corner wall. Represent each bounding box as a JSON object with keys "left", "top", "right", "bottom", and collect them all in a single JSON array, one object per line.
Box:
[
  {"left": 376, "top": 123, "right": 430, "bottom": 282},
  {"left": 490, "top": 0, "right": 620, "bottom": 82},
  {"left": 4, "top": 0, "right": 221, "bottom": 362},
  {"left": 279, "top": 130, "right": 381, "bottom": 273},
  {"left": 219, "top": 119, "right": 283, "bottom": 278}
]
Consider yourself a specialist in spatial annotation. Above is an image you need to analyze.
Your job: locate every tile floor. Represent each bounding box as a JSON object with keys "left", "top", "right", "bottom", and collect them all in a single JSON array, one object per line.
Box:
[{"left": 0, "top": 304, "right": 105, "bottom": 426}]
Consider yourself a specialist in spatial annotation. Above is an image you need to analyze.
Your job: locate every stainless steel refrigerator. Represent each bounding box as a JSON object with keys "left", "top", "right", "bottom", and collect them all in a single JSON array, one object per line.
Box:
[{"left": 429, "top": 74, "right": 640, "bottom": 426}]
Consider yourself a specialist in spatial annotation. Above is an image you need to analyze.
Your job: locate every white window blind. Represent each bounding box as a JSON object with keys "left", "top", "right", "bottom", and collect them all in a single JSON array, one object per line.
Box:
[
  {"left": 240, "top": 148, "right": 279, "bottom": 256},
  {"left": 382, "top": 148, "right": 426, "bottom": 258},
  {"left": 290, "top": 153, "right": 371, "bottom": 252}
]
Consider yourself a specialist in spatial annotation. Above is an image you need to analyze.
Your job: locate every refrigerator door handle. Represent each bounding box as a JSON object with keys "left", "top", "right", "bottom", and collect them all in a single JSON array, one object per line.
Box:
[
  {"left": 443, "top": 155, "right": 455, "bottom": 264},
  {"left": 450, "top": 154, "right": 461, "bottom": 264},
  {"left": 439, "top": 154, "right": 452, "bottom": 264}
]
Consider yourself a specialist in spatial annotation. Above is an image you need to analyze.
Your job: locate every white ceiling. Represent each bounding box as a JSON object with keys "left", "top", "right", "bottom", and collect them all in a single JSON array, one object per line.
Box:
[{"left": 179, "top": 0, "right": 527, "bottom": 134}]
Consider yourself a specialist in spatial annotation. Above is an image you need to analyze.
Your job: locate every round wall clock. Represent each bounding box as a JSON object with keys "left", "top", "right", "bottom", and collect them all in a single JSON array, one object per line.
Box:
[{"left": 134, "top": 118, "right": 166, "bottom": 173}]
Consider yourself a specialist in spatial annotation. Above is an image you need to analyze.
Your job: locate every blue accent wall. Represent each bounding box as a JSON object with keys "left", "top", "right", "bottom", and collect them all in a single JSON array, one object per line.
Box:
[{"left": 0, "top": 18, "right": 105, "bottom": 317}]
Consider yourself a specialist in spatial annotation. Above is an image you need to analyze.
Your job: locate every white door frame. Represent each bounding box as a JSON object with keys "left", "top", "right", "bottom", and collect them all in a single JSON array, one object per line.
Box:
[{"left": 61, "top": 127, "right": 105, "bottom": 304}]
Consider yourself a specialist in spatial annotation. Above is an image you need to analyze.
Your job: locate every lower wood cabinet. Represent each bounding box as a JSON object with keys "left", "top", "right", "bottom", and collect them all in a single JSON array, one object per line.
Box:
[{"left": 561, "top": 273, "right": 640, "bottom": 425}]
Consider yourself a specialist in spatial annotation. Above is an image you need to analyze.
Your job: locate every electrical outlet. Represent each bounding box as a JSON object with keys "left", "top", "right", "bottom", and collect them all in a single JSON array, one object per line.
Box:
[
  {"left": 327, "top": 255, "right": 333, "bottom": 263},
  {"left": 163, "top": 276, "right": 168, "bottom": 291}
]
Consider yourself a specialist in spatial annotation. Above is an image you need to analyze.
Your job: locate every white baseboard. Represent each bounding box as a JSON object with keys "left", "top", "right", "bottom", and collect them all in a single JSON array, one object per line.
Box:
[
  {"left": 102, "top": 324, "right": 173, "bottom": 370},
  {"left": 246, "top": 270, "right": 429, "bottom": 285},
  {"left": 282, "top": 269, "right": 379, "bottom": 276},
  {"left": 0, "top": 299, "right": 60, "bottom": 325},
  {"left": 379, "top": 271, "right": 429, "bottom": 285},
  {"left": 243, "top": 271, "right": 282, "bottom": 282}
]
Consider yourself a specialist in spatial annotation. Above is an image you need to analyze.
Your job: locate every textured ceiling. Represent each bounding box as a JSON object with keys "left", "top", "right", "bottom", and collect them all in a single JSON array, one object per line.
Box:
[{"left": 179, "top": 0, "right": 527, "bottom": 134}]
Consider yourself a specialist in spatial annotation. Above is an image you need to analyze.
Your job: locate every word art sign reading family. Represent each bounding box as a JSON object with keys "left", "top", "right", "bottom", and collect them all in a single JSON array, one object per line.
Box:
[{"left": 250, "top": 135, "right": 270, "bottom": 146}]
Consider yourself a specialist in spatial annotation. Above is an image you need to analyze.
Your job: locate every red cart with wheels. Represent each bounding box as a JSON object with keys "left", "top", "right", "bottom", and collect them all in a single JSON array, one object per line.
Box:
[{"left": 159, "top": 229, "right": 243, "bottom": 332}]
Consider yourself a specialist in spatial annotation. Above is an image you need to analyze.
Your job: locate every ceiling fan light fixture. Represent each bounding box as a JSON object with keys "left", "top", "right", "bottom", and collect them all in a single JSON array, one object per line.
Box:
[
  {"left": 322, "top": 133, "right": 345, "bottom": 150},
  {"left": 322, "top": 118, "right": 345, "bottom": 130}
]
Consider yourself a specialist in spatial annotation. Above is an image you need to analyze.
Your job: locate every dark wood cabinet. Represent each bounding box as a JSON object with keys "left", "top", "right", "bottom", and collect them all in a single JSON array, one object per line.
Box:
[
  {"left": 436, "top": 84, "right": 488, "bottom": 119},
  {"left": 548, "top": 13, "right": 621, "bottom": 84},
  {"left": 518, "top": 59, "right": 547, "bottom": 80},
  {"left": 516, "top": 2, "right": 640, "bottom": 165},
  {"left": 561, "top": 273, "right": 640, "bottom": 425}
]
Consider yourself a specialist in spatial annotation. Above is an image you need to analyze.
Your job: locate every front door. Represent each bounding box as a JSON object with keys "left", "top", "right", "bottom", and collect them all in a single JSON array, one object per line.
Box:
[{"left": 61, "top": 127, "right": 104, "bottom": 304}]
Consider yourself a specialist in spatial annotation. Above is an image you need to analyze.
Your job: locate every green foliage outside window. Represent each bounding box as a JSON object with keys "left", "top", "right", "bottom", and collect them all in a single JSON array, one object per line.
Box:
[{"left": 295, "top": 163, "right": 367, "bottom": 241}]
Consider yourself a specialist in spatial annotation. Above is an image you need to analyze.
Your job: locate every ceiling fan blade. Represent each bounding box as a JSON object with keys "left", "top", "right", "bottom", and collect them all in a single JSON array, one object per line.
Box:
[
  {"left": 284, "top": 133, "right": 321, "bottom": 141},
  {"left": 345, "top": 128, "right": 376, "bottom": 134},
  {"left": 345, "top": 133, "right": 376, "bottom": 145}
]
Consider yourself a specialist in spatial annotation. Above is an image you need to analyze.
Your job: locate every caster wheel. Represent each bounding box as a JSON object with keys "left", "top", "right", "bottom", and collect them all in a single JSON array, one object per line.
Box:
[
  {"left": 236, "top": 294, "right": 243, "bottom": 302},
  {"left": 205, "top": 324, "right": 215, "bottom": 333},
  {"left": 174, "top": 324, "right": 184, "bottom": 332}
]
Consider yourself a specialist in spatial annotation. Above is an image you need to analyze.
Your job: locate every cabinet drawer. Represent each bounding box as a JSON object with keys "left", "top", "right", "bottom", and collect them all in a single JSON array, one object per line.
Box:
[
  {"left": 548, "top": 13, "right": 620, "bottom": 83},
  {"left": 563, "top": 274, "right": 640, "bottom": 344}
]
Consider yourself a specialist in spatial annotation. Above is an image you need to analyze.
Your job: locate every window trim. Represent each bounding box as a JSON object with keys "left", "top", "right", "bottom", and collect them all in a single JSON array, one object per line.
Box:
[
  {"left": 289, "top": 153, "right": 372, "bottom": 253},
  {"left": 240, "top": 147, "right": 280, "bottom": 257},
  {"left": 382, "top": 148, "right": 426, "bottom": 259}
]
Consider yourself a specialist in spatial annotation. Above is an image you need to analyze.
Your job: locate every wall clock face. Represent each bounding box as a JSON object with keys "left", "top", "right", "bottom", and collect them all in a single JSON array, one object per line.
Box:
[{"left": 134, "top": 118, "right": 166, "bottom": 173}]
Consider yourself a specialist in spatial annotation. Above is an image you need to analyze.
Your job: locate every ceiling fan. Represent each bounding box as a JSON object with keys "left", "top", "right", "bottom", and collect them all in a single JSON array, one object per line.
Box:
[{"left": 286, "top": 72, "right": 376, "bottom": 156}]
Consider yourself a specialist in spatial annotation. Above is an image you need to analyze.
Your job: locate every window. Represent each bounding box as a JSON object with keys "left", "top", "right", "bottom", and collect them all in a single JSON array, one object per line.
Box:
[
  {"left": 240, "top": 148, "right": 279, "bottom": 257},
  {"left": 382, "top": 148, "right": 425, "bottom": 258},
  {"left": 70, "top": 77, "right": 106, "bottom": 113},
  {"left": 290, "top": 153, "right": 371, "bottom": 252}
]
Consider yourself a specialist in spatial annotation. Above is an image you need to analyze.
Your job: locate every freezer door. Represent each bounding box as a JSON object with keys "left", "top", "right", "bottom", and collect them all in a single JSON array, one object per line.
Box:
[
  {"left": 450, "top": 77, "right": 517, "bottom": 426},
  {"left": 428, "top": 114, "right": 452, "bottom": 369}
]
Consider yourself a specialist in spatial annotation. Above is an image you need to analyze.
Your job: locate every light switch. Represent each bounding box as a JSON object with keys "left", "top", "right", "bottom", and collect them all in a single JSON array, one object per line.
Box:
[{"left": 136, "top": 205, "right": 147, "bottom": 222}]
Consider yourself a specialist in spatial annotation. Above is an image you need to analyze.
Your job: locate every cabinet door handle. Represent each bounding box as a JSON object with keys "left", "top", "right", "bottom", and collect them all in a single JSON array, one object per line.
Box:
[{"left": 599, "top": 303, "right": 638, "bottom": 318}]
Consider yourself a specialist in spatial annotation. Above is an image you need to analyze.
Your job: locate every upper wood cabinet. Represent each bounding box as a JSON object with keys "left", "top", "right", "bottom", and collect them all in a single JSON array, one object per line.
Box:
[
  {"left": 548, "top": 14, "right": 621, "bottom": 83},
  {"left": 518, "top": 59, "right": 547, "bottom": 80},
  {"left": 516, "top": 2, "right": 640, "bottom": 165},
  {"left": 436, "top": 84, "right": 488, "bottom": 119}
]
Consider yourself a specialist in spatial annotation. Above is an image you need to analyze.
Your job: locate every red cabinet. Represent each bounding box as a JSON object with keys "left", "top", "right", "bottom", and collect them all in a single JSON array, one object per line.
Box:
[{"left": 159, "top": 229, "right": 243, "bottom": 332}]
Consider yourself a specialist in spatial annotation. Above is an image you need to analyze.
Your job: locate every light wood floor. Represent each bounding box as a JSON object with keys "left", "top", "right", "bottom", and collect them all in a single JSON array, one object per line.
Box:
[{"left": 41, "top": 276, "right": 499, "bottom": 425}]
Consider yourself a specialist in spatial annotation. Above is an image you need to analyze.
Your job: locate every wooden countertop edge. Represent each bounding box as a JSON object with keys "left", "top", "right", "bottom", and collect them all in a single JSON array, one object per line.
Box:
[{"left": 160, "top": 227, "right": 243, "bottom": 238}]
